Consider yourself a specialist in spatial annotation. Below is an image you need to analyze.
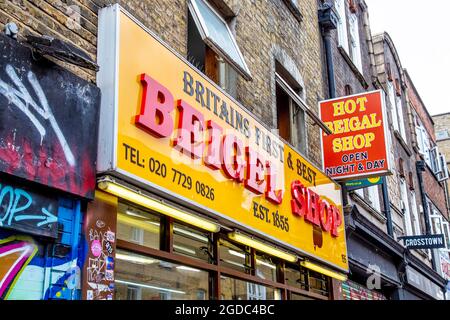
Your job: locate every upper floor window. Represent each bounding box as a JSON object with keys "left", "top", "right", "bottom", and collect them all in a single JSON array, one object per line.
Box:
[
  {"left": 395, "top": 94, "right": 407, "bottom": 141},
  {"left": 387, "top": 81, "right": 399, "bottom": 132},
  {"left": 348, "top": 12, "right": 362, "bottom": 72},
  {"left": 187, "top": 0, "right": 251, "bottom": 96},
  {"left": 400, "top": 177, "right": 413, "bottom": 236},
  {"left": 335, "top": 0, "right": 349, "bottom": 53},
  {"left": 415, "top": 116, "right": 449, "bottom": 181},
  {"left": 275, "top": 69, "right": 307, "bottom": 154},
  {"left": 436, "top": 129, "right": 450, "bottom": 141}
]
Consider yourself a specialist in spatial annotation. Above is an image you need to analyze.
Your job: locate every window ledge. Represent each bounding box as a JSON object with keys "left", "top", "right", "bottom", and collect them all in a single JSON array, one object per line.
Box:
[
  {"left": 282, "top": 0, "right": 303, "bottom": 24},
  {"left": 337, "top": 46, "right": 369, "bottom": 89},
  {"left": 393, "top": 130, "right": 412, "bottom": 156},
  {"left": 350, "top": 192, "right": 386, "bottom": 223}
]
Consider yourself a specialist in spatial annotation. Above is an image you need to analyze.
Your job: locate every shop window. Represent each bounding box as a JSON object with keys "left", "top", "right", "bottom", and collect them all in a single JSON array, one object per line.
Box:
[
  {"left": 219, "top": 239, "right": 251, "bottom": 273},
  {"left": 220, "top": 276, "right": 281, "bottom": 300},
  {"left": 308, "top": 270, "right": 329, "bottom": 297},
  {"left": 187, "top": 0, "right": 250, "bottom": 96},
  {"left": 335, "top": 0, "right": 349, "bottom": 53},
  {"left": 115, "top": 249, "right": 209, "bottom": 300},
  {"left": 117, "top": 202, "right": 160, "bottom": 249},
  {"left": 284, "top": 264, "right": 308, "bottom": 291},
  {"left": 275, "top": 70, "right": 307, "bottom": 154},
  {"left": 173, "top": 222, "right": 212, "bottom": 263},
  {"left": 255, "top": 253, "right": 277, "bottom": 282}
]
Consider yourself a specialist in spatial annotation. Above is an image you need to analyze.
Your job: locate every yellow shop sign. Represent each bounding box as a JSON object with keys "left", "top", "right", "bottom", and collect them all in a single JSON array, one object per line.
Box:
[{"left": 97, "top": 5, "right": 348, "bottom": 272}]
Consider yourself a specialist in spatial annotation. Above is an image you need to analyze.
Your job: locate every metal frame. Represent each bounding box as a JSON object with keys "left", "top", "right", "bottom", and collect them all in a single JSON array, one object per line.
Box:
[
  {"left": 188, "top": 0, "right": 252, "bottom": 80},
  {"left": 318, "top": 89, "right": 393, "bottom": 180},
  {"left": 116, "top": 220, "right": 331, "bottom": 300}
]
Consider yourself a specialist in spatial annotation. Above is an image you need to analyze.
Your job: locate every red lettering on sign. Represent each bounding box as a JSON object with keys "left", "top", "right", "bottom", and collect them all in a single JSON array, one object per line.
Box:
[
  {"left": 244, "top": 147, "right": 266, "bottom": 195},
  {"left": 221, "top": 134, "right": 245, "bottom": 182},
  {"left": 204, "top": 120, "right": 222, "bottom": 170},
  {"left": 290, "top": 180, "right": 342, "bottom": 237},
  {"left": 173, "top": 99, "right": 205, "bottom": 159},
  {"left": 135, "top": 74, "right": 174, "bottom": 138}
]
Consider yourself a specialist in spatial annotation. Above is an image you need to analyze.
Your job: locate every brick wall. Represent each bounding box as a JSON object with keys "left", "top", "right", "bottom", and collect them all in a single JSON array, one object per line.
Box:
[{"left": 0, "top": 0, "right": 325, "bottom": 166}]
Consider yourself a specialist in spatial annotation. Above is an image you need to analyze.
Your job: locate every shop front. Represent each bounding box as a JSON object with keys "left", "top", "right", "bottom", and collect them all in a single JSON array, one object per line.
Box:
[
  {"left": 0, "top": 33, "right": 100, "bottom": 299},
  {"left": 85, "top": 4, "right": 348, "bottom": 300}
]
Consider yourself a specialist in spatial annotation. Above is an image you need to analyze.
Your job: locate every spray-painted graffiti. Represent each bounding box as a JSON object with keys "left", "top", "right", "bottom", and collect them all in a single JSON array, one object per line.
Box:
[
  {"left": 0, "top": 199, "right": 86, "bottom": 300},
  {"left": 0, "top": 177, "right": 59, "bottom": 238},
  {"left": 0, "top": 33, "right": 100, "bottom": 199},
  {"left": 0, "top": 236, "right": 38, "bottom": 299},
  {"left": 0, "top": 65, "right": 75, "bottom": 166}
]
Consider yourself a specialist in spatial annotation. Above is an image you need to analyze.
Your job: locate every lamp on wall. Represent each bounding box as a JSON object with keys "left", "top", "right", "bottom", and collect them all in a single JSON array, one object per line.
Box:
[
  {"left": 300, "top": 260, "right": 348, "bottom": 281},
  {"left": 98, "top": 179, "right": 220, "bottom": 233},
  {"left": 228, "top": 231, "right": 298, "bottom": 263}
]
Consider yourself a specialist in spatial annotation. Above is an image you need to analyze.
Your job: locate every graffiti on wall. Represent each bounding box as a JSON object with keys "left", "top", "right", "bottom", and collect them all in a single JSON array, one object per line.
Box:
[
  {"left": 0, "top": 195, "right": 86, "bottom": 301},
  {"left": 85, "top": 220, "right": 116, "bottom": 300},
  {"left": 0, "top": 33, "right": 100, "bottom": 199},
  {"left": 0, "top": 236, "right": 38, "bottom": 299},
  {"left": 0, "top": 176, "right": 59, "bottom": 238}
]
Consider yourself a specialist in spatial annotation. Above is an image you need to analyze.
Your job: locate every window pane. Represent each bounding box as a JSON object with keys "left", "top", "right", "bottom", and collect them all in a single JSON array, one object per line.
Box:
[
  {"left": 290, "top": 292, "right": 314, "bottom": 300},
  {"left": 255, "top": 253, "right": 277, "bottom": 282},
  {"left": 308, "top": 270, "right": 329, "bottom": 297},
  {"left": 219, "top": 239, "right": 250, "bottom": 272},
  {"left": 173, "top": 222, "right": 212, "bottom": 262},
  {"left": 115, "top": 250, "right": 209, "bottom": 300},
  {"left": 220, "top": 276, "right": 281, "bottom": 300},
  {"left": 190, "top": 0, "right": 249, "bottom": 76},
  {"left": 284, "top": 264, "right": 307, "bottom": 290},
  {"left": 117, "top": 202, "right": 160, "bottom": 249},
  {"left": 276, "top": 83, "right": 292, "bottom": 143}
]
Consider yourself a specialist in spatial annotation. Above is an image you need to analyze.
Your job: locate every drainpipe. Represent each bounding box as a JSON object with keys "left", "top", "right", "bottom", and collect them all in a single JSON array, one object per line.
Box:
[
  {"left": 318, "top": 3, "right": 351, "bottom": 211},
  {"left": 416, "top": 160, "right": 437, "bottom": 271},
  {"left": 323, "top": 29, "right": 336, "bottom": 99}
]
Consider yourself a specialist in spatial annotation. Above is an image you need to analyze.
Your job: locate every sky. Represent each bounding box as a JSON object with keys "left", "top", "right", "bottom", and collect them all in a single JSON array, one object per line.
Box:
[{"left": 365, "top": 0, "right": 450, "bottom": 116}]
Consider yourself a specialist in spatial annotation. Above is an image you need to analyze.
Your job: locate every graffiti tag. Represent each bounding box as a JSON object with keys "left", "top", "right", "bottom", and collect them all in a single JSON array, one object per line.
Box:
[
  {"left": 0, "top": 64, "right": 75, "bottom": 166},
  {"left": 0, "top": 183, "right": 57, "bottom": 228}
]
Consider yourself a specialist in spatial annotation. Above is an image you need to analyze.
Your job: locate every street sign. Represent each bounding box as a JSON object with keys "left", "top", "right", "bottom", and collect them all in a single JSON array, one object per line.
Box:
[{"left": 400, "top": 234, "right": 446, "bottom": 250}]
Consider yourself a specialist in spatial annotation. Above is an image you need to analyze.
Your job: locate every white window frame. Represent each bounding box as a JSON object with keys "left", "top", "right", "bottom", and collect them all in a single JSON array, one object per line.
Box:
[
  {"left": 348, "top": 12, "right": 363, "bottom": 72},
  {"left": 400, "top": 178, "right": 413, "bottom": 236},
  {"left": 430, "top": 210, "right": 450, "bottom": 252},
  {"left": 438, "top": 154, "right": 449, "bottom": 181},
  {"left": 367, "top": 185, "right": 381, "bottom": 212},
  {"left": 188, "top": 0, "right": 252, "bottom": 79},
  {"left": 395, "top": 95, "right": 407, "bottom": 141},
  {"left": 409, "top": 191, "right": 421, "bottom": 236},
  {"left": 335, "top": 0, "right": 349, "bottom": 53},
  {"left": 387, "top": 81, "right": 399, "bottom": 132}
]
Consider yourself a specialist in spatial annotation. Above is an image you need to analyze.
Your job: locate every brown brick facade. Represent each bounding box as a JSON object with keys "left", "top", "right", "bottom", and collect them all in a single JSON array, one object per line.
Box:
[{"left": 0, "top": 0, "right": 325, "bottom": 167}]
